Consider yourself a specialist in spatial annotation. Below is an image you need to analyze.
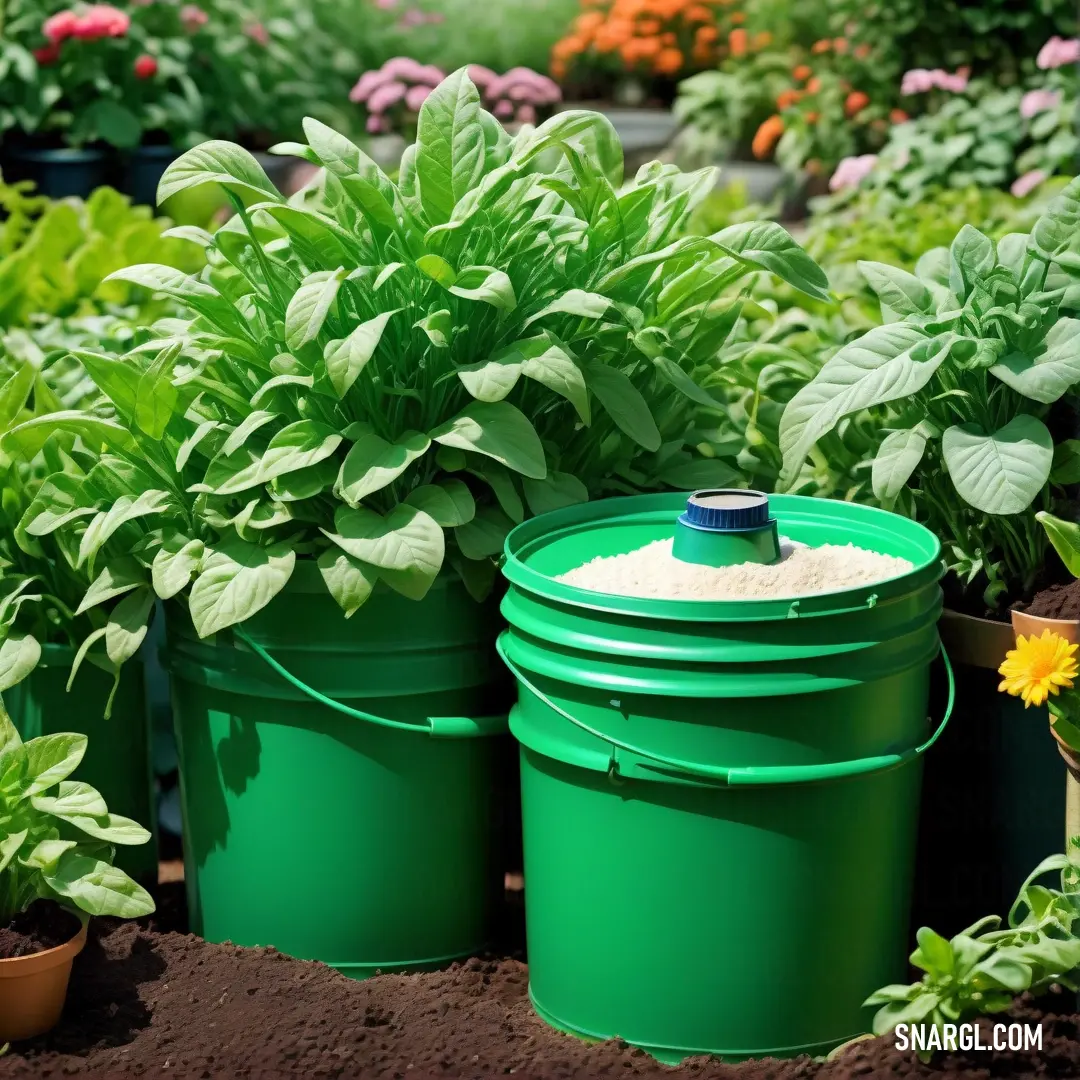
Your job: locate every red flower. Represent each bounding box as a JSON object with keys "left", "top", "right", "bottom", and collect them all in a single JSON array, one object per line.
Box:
[
  {"left": 844, "top": 90, "right": 870, "bottom": 117},
  {"left": 34, "top": 42, "right": 62, "bottom": 64},
  {"left": 134, "top": 53, "right": 158, "bottom": 78},
  {"left": 244, "top": 20, "right": 270, "bottom": 45},
  {"left": 42, "top": 10, "right": 79, "bottom": 43}
]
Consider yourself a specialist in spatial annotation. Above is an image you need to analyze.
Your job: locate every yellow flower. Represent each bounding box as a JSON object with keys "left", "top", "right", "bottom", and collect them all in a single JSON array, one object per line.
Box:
[{"left": 998, "top": 630, "right": 1079, "bottom": 708}]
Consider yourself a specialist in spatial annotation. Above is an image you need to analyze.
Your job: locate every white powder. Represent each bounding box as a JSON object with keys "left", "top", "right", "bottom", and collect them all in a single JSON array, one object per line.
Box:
[{"left": 558, "top": 536, "right": 912, "bottom": 601}]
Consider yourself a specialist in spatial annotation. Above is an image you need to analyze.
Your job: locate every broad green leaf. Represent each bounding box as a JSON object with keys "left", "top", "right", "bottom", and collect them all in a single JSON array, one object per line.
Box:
[
  {"left": 152, "top": 534, "right": 205, "bottom": 600},
  {"left": 32, "top": 780, "right": 107, "bottom": 819},
  {"left": 0, "top": 632, "right": 41, "bottom": 692},
  {"left": 3, "top": 412, "right": 137, "bottom": 459},
  {"left": 45, "top": 854, "right": 155, "bottom": 918},
  {"left": 651, "top": 355, "right": 721, "bottom": 409},
  {"left": 414, "top": 67, "right": 486, "bottom": 225},
  {"left": 76, "top": 559, "right": 145, "bottom": 615},
  {"left": 0, "top": 829, "right": 27, "bottom": 875},
  {"left": 222, "top": 411, "right": 279, "bottom": 457},
  {"left": 416, "top": 254, "right": 457, "bottom": 286},
  {"left": 872, "top": 429, "right": 929, "bottom": 505},
  {"left": 19, "top": 839, "right": 77, "bottom": 870},
  {"left": 585, "top": 362, "right": 661, "bottom": 451},
  {"left": 105, "top": 587, "right": 154, "bottom": 666},
  {"left": 324, "top": 504, "right": 444, "bottom": 600},
  {"left": 0, "top": 361, "right": 36, "bottom": 430},
  {"left": 455, "top": 506, "right": 513, "bottom": 559},
  {"left": 942, "top": 416, "right": 1053, "bottom": 516},
  {"left": 188, "top": 539, "right": 296, "bottom": 638},
  {"left": 157, "top": 141, "right": 281, "bottom": 204},
  {"left": 134, "top": 344, "right": 180, "bottom": 440},
  {"left": 658, "top": 457, "right": 741, "bottom": 489},
  {"left": 858, "top": 261, "right": 935, "bottom": 319},
  {"left": 524, "top": 289, "right": 612, "bottom": 326},
  {"left": 1036, "top": 511, "right": 1080, "bottom": 577},
  {"left": 67, "top": 628, "right": 108, "bottom": 693},
  {"left": 324, "top": 311, "right": 398, "bottom": 397},
  {"left": 522, "top": 346, "right": 590, "bottom": 423},
  {"left": 336, "top": 430, "right": 431, "bottom": 505},
  {"left": 23, "top": 734, "right": 87, "bottom": 797},
  {"left": 404, "top": 480, "right": 475, "bottom": 526},
  {"left": 522, "top": 473, "right": 589, "bottom": 516},
  {"left": 430, "top": 401, "right": 546, "bottom": 479},
  {"left": 316, "top": 548, "right": 377, "bottom": 618},
  {"left": 1029, "top": 176, "right": 1080, "bottom": 262},
  {"left": 104, "top": 265, "right": 239, "bottom": 330},
  {"left": 176, "top": 420, "right": 222, "bottom": 472},
  {"left": 77, "top": 490, "right": 172, "bottom": 571},
  {"left": 990, "top": 319, "right": 1080, "bottom": 404},
  {"left": 415, "top": 309, "right": 452, "bottom": 348},
  {"left": 710, "top": 221, "right": 830, "bottom": 301},
  {"left": 457, "top": 351, "right": 524, "bottom": 402},
  {"left": 949, "top": 225, "right": 995, "bottom": 298},
  {"left": 779, "top": 325, "right": 937, "bottom": 486},
  {"left": 285, "top": 269, "right": 346, "bottom": 351},
  {"left": 449, "top": 269, "right": 516, "bottom": 311},
  {"left": 205, "top": 421, "right": 342, "bottom": 495}
]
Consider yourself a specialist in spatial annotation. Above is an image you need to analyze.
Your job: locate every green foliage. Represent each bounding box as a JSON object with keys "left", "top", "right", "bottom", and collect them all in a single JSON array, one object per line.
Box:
[
  {"left": 0, "top": 706, "right": 154, "bottom": 923},
  {"left": 866, "top": 853, "right": 1080, "bottom": 1061},
  {"left": 0, "top": 70, "right": 827, "bottom": 661},
  {"left": 780, "top": 177, "right": 1080, "bottom": 607}
]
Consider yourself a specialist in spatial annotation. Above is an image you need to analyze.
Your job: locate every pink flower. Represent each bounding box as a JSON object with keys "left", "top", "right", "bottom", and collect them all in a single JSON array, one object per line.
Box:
[
  {"left": 516, "top": 104, "right": 537, "bottom": 124},
  {"left": 381, "top": 56, "right": 431, "bottom": 81},
  {"left": 367, "top": 114, "right": 385, "bottom": 133},
  {"left": 935, "top": 71, "right": 968, "bottom": 92},
  {"left": 42, "top": 9, "right": 79, "bottom": 43},
  {"left": 426, "top": 12, "right": 444, "bottom": 23},
  {"left": 180, "top": 4, "right": 208, "bottom": 31},
  {"left": 900, "top": 68, "right": 935, "bottom": 95},
  {"left": 350, "top": 68, "right": 391, "bottom": 103},
  {"left": 71, "top": 4, "right": 130, "bottom": 40},
  {"left": 468, "top": 64, "right": 498, "bottom": 89},
  {"left": 1037, "top": 36, "right": 1080, "bottom": 70},
  {"left": 1011, "top": 169, "right": 1048, "bottom": 198},
  {"left": 366, "top": 80, "right": 407, "bottom": 114},
  {"left": 374, "top": 0, "right": 397, "bottom": 7},
  {"left": 398, "top": 8, "right": 424, "bottom": 27},
  {"left": 494, "top": 99, "right": 514, "bottom": 118},
  {"left": 405, "top": 84, "right": 431, "bottom": 111},
  {"left": 829, "top": 153, "right": 878, "bottom": 192},
  {"left": 1021, "top": 88, "right": 1062, "bottom": 118},
  {"left": 244, "top": 20, "right": 269, "bottom": 45},
  {"left": 416, "top": 63, "right": 444, "bottom": 85}
]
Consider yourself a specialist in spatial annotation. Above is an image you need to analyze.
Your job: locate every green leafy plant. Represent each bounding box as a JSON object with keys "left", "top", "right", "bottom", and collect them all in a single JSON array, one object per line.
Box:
[
  {"left": 0, "top": 68, "right": 828, "bottom": 671},
  {"left": 779, "top": 176, "right": 1080, "bottom": 608},
  {"left": 866, "top": 853, "right": 1080, "bottom": 1061},
  {"left": 0, "top": 706, "right": 154, "bottom": 922}
]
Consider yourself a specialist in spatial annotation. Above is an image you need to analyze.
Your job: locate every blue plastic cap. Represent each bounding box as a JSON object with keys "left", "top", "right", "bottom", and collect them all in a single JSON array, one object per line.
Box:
[{"left": 683, "top": 489, "right": 770, "bottom": 531}]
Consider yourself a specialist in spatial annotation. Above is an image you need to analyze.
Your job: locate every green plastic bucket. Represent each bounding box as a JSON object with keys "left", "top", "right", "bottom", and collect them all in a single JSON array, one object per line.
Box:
[
  {"left": 498, "top": 492, "right": 952, "bottom": 1061},
  {"left": 164, "top": 563, "right": 510, "bottom": 978},
  {"left": 4, "top": 646, "right": 157, "bottom": 883}
]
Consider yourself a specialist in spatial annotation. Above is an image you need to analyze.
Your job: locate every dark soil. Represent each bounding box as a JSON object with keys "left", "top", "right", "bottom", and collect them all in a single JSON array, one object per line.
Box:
[
  {"left": 1023, "top": 577, "right": 1080, "bottom": 620},
  {"left": 1, "top": 901, "right": 1078, "bottom": 1079},
  {"left": 0, "top": 900, "right": 81, "bottom": 959}
]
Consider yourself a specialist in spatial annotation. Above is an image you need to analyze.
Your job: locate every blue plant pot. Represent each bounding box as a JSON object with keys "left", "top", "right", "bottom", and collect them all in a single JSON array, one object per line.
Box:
[{"left": 126, "top": 144, "right": 179, "bottom": 207}]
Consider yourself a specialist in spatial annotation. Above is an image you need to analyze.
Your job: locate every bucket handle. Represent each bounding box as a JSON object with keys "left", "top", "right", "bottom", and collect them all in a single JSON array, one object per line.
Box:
[
  {"left": 496, "top": 633, "right": 954, "bottom": 787},
  {"left": 233, "top": 628, "right": 507, "bottom": 739}
]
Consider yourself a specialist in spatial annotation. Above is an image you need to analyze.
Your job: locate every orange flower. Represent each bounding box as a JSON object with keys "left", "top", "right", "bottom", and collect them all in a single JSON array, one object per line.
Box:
[
  {"left": 575, "top": 11, "right": 605, "bottom": 32},
  {"left": 833, "top": 36, "right": 848, "bottom": 53},
  {"left": 776, "top": 88, "right": 802, "bottom": 108},
  {"left": 695, "top": 24, "right": 718, "bottom": 41},
  {"left": 854, "top": 42, "right": 871, "bottom": 58},
  {"left": 805, "top": 76, "right": 821, "bottom": 93},
  {"left": 810, "top": 38, "right": 830, "bottom": 53},
  {"left": 752, "top": 114, "right": 784, "bottom": 158},
  {"left": 654, "top": 46, "right": 683, "bottom": 73},
  {"left": 890, "top": 108, "right": 909, "bottom": 123},
  {"left": 805, "top": 110, "right": 819, "bottom": 122},
  {"left": 793, "top": 63, "right": 811, "bottom": 80},
  {"left": 844, "top": 90, "right": 870, "bottom": 116},
  {"left": 753, "top": 30, "right": 771, "bottom": 48},
  {"left": 661, "top": 30, "right": 677, "bottom": 43},
  {"left": 692, "top": 42, "right": 712, "bottom": 62},
  {"left": 638, "top": 17, "right": 661, "bottom": 33},
  {"left": 685, "top": 4, "right": 713, "bottom": 19},
  {"left": 729, "top": 10, "right": 745, "bottom": 22},
  {"left": 728, "top": 26, "right": 747, "bottom": 55}
]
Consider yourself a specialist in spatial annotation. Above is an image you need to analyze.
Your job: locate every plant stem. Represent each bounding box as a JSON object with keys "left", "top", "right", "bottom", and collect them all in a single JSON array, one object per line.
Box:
[{"left": 1067, "top": 770, "right": 1080, "bottom": 856}]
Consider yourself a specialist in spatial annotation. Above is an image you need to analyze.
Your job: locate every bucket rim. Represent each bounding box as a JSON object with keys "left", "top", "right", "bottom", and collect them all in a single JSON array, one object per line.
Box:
[{"left": 502, "top": 492, "right": 943, "bottom": 622}]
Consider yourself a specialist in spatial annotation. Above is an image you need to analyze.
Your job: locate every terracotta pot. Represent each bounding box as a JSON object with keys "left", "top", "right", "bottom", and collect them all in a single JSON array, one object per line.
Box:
[
  {"left": 938, "top": 608, "right": 1015, "bottom": 669},
  {"left": 1011, "top": 609, "right": 1080, "bottom": 645},
  {"left": 0, "top": 920, "right": 87, "bottom": 1042}
]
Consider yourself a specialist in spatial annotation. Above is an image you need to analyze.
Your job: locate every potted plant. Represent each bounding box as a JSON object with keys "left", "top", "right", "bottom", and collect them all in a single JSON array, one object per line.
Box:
[
  {"left": 0, "top": 707, "right": 154, "bottom": 1042},
  {"left": 1, "top": 67, "right": 828, "bottom": 974},
  {"left": 778, "top": 176, "right": 1080, "bottom": 926}
]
